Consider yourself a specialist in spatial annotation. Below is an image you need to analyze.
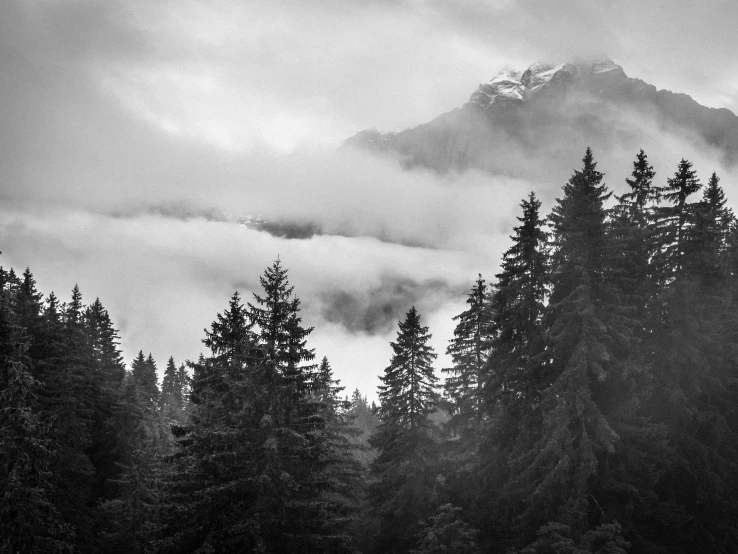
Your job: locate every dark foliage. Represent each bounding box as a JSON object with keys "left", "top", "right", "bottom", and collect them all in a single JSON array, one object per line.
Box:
[{"left": 3, "top": 146, "right": 738, "bottom": 554}]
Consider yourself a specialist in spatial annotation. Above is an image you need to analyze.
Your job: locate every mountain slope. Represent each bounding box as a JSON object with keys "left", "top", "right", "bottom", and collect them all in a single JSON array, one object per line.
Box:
[{"left": 344, "top": 57, "right": 738, "bottom": 178}]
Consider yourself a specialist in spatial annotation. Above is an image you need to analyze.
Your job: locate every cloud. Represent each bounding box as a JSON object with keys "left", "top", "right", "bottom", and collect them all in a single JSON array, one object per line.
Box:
[
  {"left": 0, "top": 202, "right": 488, "bottom": 398},
  {"left": 2, "top": 0, "right": 737, "bottom": 398}
]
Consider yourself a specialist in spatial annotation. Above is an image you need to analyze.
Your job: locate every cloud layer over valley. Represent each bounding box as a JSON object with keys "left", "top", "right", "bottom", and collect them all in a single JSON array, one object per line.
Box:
[{"left": 2, "top": 0, "right": 737, "bottom": 396}]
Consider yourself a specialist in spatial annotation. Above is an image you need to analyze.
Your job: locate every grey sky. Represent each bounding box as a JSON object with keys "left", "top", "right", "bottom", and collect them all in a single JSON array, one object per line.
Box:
[{"left": 1, "top": 0, "right": 737, "bottom": 396}]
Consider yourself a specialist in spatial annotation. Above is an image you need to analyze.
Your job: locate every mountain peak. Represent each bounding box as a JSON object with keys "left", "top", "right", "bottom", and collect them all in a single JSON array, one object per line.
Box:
[
  {"left": 469, "top": 57, "right": 625, "bottom": 110},
  {"left": 344, "top": 56, "right": 738, "bottom": 175}
]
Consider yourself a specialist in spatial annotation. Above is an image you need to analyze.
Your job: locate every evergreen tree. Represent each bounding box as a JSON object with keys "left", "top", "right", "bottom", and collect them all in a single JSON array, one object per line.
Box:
[
  {"left": 484, "top": 191, "right": 548, "bottom": 404},
  {"left": 369, "top": 306, "right": 439, "bottom": 553},
  {"left": 478, "top": 192, "right": 549, "bottom": 545},
  {"left": 160, "top": 356, "right": 180, "bottom": 409},
  {"left": 491, "top": 149, "right": 659, "bottom": 550},
  {"left": 647, "top": 163, "right": 738, "bottom": 551},
  {"left": 14, "top": 268, "right": 44, "bottom": 354},
  {"left": 618, "top": 149, "right": 658, "bottom": 222},
  {"left": 410, "top": 504, "right": 480, "bottom": 554},
  {"left": 306, "top": 356, "right": 363, "bottom": 552},
  {"left": 610, "top": 150, "right": 658, "bottom": 324},
  {"left": 346, "top": 389, "right": 380, "bottom": 466},
  {"left": 166, "top": 286, "right": 357, "bottom": 553},
  {"left": 83, "top": 298, "right": 127, "bottom": 502},
  {"left": 131, "top": 351, "right": 159, "bottom": 406},
  {"left": 44, "top": 285, "right": 99, "bottom": 545},
  {"left": 85, "top": 299, "right": 126, "bottom": 388},
  {"left": 163, "top": 292, "right": 273, "bottom": 552},
  {"left": 99, "top": 375, "right": 161, "bottom": 553},
  {"left": 651, "top": 158, "right": 701, "bottom": 284},
  {"left": 0, "top": 266, "right": 73, "bottom": 552},
  {"left": 693, "top": 172, "right": 734, "bottom": 287},
  {"left": 443, "top": 275, "right": 493, "bottom": 427},
  {"left": 249, "top": 260, "right": 300, "bottom": 372},
  {"left": 249, "top": 260, "right": 317, "bottom": 425},
  {"left": 248, "top": 262, "right": 357, "bottom": 551}
]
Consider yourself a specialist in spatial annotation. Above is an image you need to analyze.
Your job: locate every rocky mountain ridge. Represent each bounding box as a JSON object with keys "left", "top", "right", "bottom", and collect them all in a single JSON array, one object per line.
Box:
[{"left": 344, "top": 57, "right": 738, "bottom": 178}]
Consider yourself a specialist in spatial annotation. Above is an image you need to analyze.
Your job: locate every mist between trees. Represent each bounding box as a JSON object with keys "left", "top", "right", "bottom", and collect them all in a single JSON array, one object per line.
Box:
[{"left": 3, "top": 147, "right": 738, "bottom": 553}]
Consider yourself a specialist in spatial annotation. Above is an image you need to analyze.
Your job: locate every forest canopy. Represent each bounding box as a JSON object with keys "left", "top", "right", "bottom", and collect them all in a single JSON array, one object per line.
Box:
[{"left": 2, "top": 148, "right": 738, "bottom": 553}]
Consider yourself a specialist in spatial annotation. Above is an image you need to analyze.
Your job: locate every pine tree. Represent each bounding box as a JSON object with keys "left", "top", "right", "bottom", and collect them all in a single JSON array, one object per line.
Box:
[
  {"left": 85, "top": 299, "right": 126, "bottom": 389},
  {"left": 610, "top": 150, "right": 658, "bottom": 323},
  {"left": 131, "top": 351, "right": 159, "bottom": 406},
  {"left": 31, "top": 289, "right": 95, "bottom": 540},
  {"left": 160, "top": 356, "right": 180, "bottom": 409},
  {"left": 99, "top": 374, "right": 161, "bottom": 553},
  {"left": 83, "top": 298, "right": 128, "bottom": 502},
  {"left": 478, "top": 192, "right": 549, "bottom": 545},
  {"left": 410, "top": 504, "right": 480, "bottom": 554},
  {"left": 693, "top": 172, "right": 734, "bottom": 287},
  {"left": 0, "top": 266, "right": 73, "bottom": 552},
  {"left": 14, "top": 269, "right": 44, "bottom": 354},
  {"left": 249, "top": 263, "right": 361, "bottom": 551},
  {"left": 165, "top": 287, "right": 357, "bottom": 552},
  {"left": 44, "top": 285, "right": 99, "bottom": 544},
  {"left": 647, "top": 163, "right": 738, "bottom": 551},
  {"left": 619, "top": 149, "right": 658, "bottom": 222},
  {"left": 346, "top": 388, "right": 380, "bottom": 467},
  {"left": 443, "top": 275, "right": 493, "bottom": 427},
  {"left": 369, "top": 306, "right": 439, "bottom": 553},
  {"left": 651, "top": 158, "right": 701, "bottom": 284},
  {"left": 493, "top": 149, "right": 657, "bottom": 549},
  {"left": 163, "top": 292, "right": 272, "bottom": 552},
  {"left": 248, "top": 259, "right": 299, "bottom": 371},
  {"left": 249, "top": 260, "right": 317, "bottom": 426},
  {"left": 484, "top": 192, "right": 548, "bottom": 404},
  {"left": 305, "top": 356, "right": 363, "bottom": 552}
]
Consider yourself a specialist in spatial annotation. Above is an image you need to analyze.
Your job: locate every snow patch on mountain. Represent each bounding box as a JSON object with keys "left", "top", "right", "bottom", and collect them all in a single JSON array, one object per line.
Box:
[{"left": 469, "top": 57, "right": 623, "bottom": 110}]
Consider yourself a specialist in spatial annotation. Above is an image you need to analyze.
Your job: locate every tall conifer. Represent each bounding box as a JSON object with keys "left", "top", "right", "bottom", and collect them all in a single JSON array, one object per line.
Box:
[
  {"left": 443, "top": 275, "right": 493, "bottom": 427},
  {"left": 369, "top": 307, "right": 439, "bottom": 553},
  {"left": 478, "top": 192, "right": 549, "bottom": 545},
  {"left": 494, "top": 149, "right": 644, "bottom": 549},
  {"left": 0, "top": 265, "right": 73, "bottom": 552}
]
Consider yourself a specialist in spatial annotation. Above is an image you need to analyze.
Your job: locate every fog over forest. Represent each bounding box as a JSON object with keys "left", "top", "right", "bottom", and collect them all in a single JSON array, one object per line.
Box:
[
  {"left": 2, "top": 0, "right": 738, "bottom": 396},
  {"left": 2, "top": 1, "right": 738, "bottom": 553}
]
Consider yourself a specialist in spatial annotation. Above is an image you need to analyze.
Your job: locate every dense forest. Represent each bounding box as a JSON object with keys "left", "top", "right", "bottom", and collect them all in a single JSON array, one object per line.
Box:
[{"left": 2, "top": 148, "right": 738, "bottom": 553}]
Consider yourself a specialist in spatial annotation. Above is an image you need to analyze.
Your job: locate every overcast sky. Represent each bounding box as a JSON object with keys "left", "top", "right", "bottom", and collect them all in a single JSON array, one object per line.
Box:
[{"left": 1, "top": 0, "right": 737, "bottom": 397}]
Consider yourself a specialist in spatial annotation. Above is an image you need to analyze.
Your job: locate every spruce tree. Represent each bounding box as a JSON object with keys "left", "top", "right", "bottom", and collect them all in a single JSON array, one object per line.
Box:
[
  {"left": 249, "top": 260, "right": 317, "bottom": 426},
  {"left": 47, "top": 285, "right": 98, "bottom": 544},
  {"left": 99, "top": 374, "right": 161, "bottom": 553},
  {"left": 369, "top": 306, "right": 439, "bottom": 553},
  {"left": 160, "top": 356, "right": 180, "bottom": 409},
  {"left": 0, "top": 266, "right": 73, "bottom": 552},
  {"left": 166, "top": 286, "right": 357, "bottom": 552},
  {"left": 85, "top": 299, "right": 126, "bottom": 388},
  {"left": 443, "top": 275, "right": 493, "bottom": 427},
  {"left": 647, "top": 163, "right": 738, "bottom": 551},
  {"left": 306, "top": 356, "right": 363, "bottom": 552},
  {"left": 410, "top": 504, "right": 480, "bottom": 554},
  {"left": 693, "top": 172, "right": 734, "bottom": 287},
  {"left": 248, "top": 259, "right": 300, "bottom": 372},
  {"left": 492, "top": 149, "right": 652, "bottom": 550},
  {"left": 249, "top": 263, "right": 360, "bottom": 551},
  {"left": 14, "top": 268, "right": 44, "bottom": 356},
  {"left": 610, "top": 150, "right": 658, "bottom": 323},
  {"left": 484, "top": 192, "right": 548, "bottom": 404},
  {"left": 651, "top": 158, "right": 701, "bottom": 284},
  {"left": 478, "top": 192, "right": 549, "bottom": 545},
  {"left": 131, "top": 351, "right": 159, "bottom": 406},
  {"left": 83, "top": 298, "right": 127, "bottom": 502},
  {"left": 163, "top": 292, "right": 273, "bottom": 552},
  {"left": 619, "top": 149, "right": 658, "bottom": 222}
]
